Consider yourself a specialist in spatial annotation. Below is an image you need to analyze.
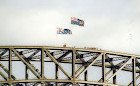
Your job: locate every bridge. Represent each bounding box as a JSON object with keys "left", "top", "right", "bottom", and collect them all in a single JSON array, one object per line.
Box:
[{"left": 0, "top": 46, "right": 139, "bottom": 86}]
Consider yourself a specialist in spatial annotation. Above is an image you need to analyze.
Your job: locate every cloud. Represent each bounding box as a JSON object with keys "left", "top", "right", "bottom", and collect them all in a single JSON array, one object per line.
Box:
[
  {"left": 0, "top": 0, "right": 140, "bottom": 55},
  {"left": 0, "top": 0, "right": 140, "bottom": 85}
]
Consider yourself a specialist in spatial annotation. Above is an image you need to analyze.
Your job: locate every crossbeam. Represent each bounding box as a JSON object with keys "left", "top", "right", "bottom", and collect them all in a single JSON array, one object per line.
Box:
[{"left": 12, "top": 48, "right": 42, "bottom": 79}]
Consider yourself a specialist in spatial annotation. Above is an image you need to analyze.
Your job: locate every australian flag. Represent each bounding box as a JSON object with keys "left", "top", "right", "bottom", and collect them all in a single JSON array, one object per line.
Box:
[
  {"left": 71, "top": 17, "right": 84, "bottom": 26},
  {"left": 57, "top": 28, "right": 72, "bottom": 34}
]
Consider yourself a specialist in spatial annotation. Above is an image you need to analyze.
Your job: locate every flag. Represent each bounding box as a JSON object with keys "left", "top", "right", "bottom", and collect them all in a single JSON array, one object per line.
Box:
[
  {"left": 71, "top": 17, "right": 84, "bottom": 26},
  {"left": 57, "top": 28, "right": 72, "bottom": 34}
]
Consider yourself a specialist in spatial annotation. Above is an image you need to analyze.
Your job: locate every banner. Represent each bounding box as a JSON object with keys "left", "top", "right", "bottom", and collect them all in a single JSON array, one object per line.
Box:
[
  {"left": 57, "top": 28, "right": 72, "bottom": 34},
  {"left": 71, "top": 17, "right": 84, "bottom": 26}
]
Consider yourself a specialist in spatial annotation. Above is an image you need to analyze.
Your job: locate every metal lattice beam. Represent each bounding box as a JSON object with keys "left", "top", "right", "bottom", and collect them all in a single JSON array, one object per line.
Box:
[{"left": 0, "top": 46, "right": 139, "bottom": 86}]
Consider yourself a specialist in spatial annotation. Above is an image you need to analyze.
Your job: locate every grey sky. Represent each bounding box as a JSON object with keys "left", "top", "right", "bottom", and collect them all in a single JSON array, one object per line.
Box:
[
  {"left": 0, "top": 0, "right": 140, "bottom": 85},
  {"left": 0, "top": 0, "right": 140, "bottom": 55}
]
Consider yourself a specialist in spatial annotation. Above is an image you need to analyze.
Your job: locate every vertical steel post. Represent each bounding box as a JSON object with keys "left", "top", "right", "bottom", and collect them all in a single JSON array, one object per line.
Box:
[
  {"left": 25, "top": 67, "right": 28, "bottom": 79},
  {"left": 25, "top": 66, "right": 29, "bottom": 86},
  {"left": 9, "top": 48, "right": 12, "bottom": 86},
  {"left": 41, "top": 48, "right": 44, "bottom": 86},
  {"left": 111, "top": 67, "right": 117, "bottom": 84},
  {"left": 132, "top": 57, "right": 136, "bottom": 86},
  {"left": 25, "top": 49, "right": 29, "bottom": 86},
  {"left": 72, "top": 48, "right": 76, "bottom": 85},
  {"left": 113, "top": 68, "right": 116, "bottom": 84},
  {"left": 102, "top": 53, "right": 106, "bottom": 83},
  {"left": 55, "top": 64, "right": 58, "bottom": 86},
  {"left": 41, "top": 48, "right": 44, "bottom": 78},
  {"left": 84, "top": 66, "right": 88, "bottom": 86}
]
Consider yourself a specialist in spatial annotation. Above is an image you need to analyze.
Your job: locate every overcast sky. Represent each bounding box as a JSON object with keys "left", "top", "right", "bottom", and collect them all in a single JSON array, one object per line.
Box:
[
  {"left": 0, "top": 0, "right": 140, "bottom": 85},
  {"left": 0, "top": 0, "right": 140, "bottom": 55}
]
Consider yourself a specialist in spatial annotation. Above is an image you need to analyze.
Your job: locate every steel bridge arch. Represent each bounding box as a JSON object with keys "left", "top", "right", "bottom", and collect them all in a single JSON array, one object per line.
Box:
[{"left": 0, "top": 46, "right": 139, "bottom": 86}]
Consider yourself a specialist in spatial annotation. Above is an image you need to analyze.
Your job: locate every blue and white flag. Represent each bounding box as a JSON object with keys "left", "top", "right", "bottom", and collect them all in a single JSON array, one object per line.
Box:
[{"left": 57, "top": 28, "right": 72, "bottom": 34}]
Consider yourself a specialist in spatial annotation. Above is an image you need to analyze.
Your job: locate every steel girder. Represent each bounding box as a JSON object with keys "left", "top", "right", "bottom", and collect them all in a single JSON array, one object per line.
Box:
[{"left": 0, "top": 46, "right": 139, "bottom": 86}]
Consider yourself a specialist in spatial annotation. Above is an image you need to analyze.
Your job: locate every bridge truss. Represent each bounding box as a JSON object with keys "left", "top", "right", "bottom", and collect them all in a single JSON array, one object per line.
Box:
[{"left": 0, "top": 46, "right": 139, "bottom": 86}]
